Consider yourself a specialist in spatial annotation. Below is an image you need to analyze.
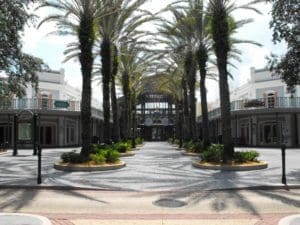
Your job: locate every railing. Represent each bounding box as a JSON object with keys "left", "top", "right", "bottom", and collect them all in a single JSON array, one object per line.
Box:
[
  {"left": 199, "top": 97, "right": 300, "bottom": 120},
  {"left": 0, "top": 98, "right": 103, "bottom": 118}
]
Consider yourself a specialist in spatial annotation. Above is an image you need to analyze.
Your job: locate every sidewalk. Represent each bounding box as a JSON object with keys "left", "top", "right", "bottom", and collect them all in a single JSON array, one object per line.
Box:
[
  {"left": 0, "top": 142, "right": 299, "bottom": 224},
  {"left": 1, "top": 188, "right": 299, "bottom": 225},
  {"left": 0, "top": 142, "right": 299, "bottom": 191}
]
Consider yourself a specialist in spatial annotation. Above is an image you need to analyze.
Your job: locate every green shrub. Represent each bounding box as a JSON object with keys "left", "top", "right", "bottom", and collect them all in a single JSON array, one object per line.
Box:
[
  {"left": 183, "top": 140, "right": 204, "bottom": 153},
  {"left": 114, "top": 142, "right": 131, "bottom": 153},
  {"left": 174, "top": 139, "right": 180, "bottom": 145},
  {"left": 90, "top": 153, "right": 106, "bottom": 165},
  {"left": 191, "top": 141, "right": 204, "bottom": 153},
  {"left": 234, "top": 151, "right": 259, "bottom": 163},
  {"left": 183, "top": 140, "right": 193, "bottom": 150},
  {"left": 136, "top": 137, "right": 144, "bottom": 145},
  {"left": 200, "top": 144, "right": 224, "bottom": 163},
  {"left": 167, "top": 138, "right": 173, "bottom": 143},
  {"left": 105, "top": 149, "right": 120, "bottom": 163},
  {"left": 60, "top": 151, "right": 87, "bottom": 163}
]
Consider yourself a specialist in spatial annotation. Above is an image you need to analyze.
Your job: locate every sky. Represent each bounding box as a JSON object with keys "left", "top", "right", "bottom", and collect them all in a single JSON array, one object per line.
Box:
[{"left": 21, "top": 0, "right": 286, "bottom": 104}]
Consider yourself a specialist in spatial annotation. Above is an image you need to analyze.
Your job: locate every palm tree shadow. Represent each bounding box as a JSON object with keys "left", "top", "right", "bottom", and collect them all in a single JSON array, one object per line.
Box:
[
  {"left": 154, "top": 171, "right": 262, "bottom": 216},
  {"left": 251, "top": 189, "right": 300, "bottom": 208}
]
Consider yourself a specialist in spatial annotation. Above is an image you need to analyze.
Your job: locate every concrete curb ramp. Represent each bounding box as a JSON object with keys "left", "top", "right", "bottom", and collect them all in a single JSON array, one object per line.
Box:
[
  {"left": 0, "top": 213, "right": 51, "bottom": 225},
  {"left": 192, "top": 161, "right": 268, "bottom": 171},
  {"left": 54, "top": 161, "right": 126, "bottom": 172},
  {"left": 120, "top": 152, "right": 135, "bottom": 157},
  {"left": 182, "top": 152, "right": 201, "bottom": 157},
  {"left": 279, "top": 214, "right": 300, "bottom": 225}
]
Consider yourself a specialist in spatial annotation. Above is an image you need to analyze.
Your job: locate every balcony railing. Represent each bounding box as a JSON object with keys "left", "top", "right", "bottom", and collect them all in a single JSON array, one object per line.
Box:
[
  {"left": 199, "top": 97, "right": 300, "bottom": 120},
  {"left": 0, "top": 98, "right": 103, "bottom": 118}
]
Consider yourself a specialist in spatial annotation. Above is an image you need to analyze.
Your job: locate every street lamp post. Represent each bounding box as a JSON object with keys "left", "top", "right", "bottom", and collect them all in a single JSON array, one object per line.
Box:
[
  {"left": 179, "top": 108, "right": 183, "bottom": 149},
  {"left": 281, "top": 144, "right": 286, "bottom": 185},
  {"left": 131, "top": 110, "right": 136, "bottom": 148}
]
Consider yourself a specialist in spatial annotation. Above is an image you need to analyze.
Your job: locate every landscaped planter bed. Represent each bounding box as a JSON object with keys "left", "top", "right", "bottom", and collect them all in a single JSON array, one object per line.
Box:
[
  {"left": 182, "top": 151, "right": 200, "bottom": 157},
  {"left": 0, "top": 149, "right": 7, "bottom": 156},
  {"left": 119, "top": 152, "right": 135, "bottom": 157},
  {"left": 54, "top": 161, "right": 126, "bottom": 172},
  {"left": 192, "top": 161, "right": 268, "bottom": 171}
]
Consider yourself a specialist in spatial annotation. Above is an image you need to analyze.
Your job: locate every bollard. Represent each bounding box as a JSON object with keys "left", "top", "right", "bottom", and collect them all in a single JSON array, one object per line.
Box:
[
  {"left": 13, "top": 114, "right": 18, "bottom": 156},
  {"left": 281, "top": 144, "right": 286, "bottom": 185},
  {"left": 37, "top": 145, "right": 42, "bottom": 184},
  {"left": 33, "top": 114, "right": 37, "bottom": 156}
]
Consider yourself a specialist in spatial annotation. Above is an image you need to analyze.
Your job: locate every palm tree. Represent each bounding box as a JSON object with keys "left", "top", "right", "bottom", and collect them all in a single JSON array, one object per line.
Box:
[
  {"left": 118, "top": 39, "right": 154, "bottom": 144},
  {"left": 98, "top": 0, "right": 151, "bottom": 143},
  {"left": 156, "top": 65, "right": 184, "bottom": 144},
  {"left": 38, "top": 0, "right": 100, "bottom": 157},
  {"left": 185, "top": 0, "right": 212, "bottom": 148},
  {"left": 207, "top": 0, "right": 262, "bottom": 160},
  {"left": 156, "top": 7, "right": 199, "bottom": 140}
]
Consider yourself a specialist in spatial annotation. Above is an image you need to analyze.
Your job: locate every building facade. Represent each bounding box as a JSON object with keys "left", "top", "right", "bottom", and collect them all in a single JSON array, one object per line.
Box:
[
  {"left": 0, "top": 69, "right": 104, "bottom": 148},
  {"left": 136, "top": 93, "right": 175, "bottom": 141},
  {"left": 198, "top": 68, "right": 300, "bottom": 147}
]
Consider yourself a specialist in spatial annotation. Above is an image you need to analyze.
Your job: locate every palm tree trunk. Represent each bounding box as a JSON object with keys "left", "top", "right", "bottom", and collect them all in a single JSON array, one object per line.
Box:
[
  {"left": 111, "top": 45, "right": 120, "bottom": 142},
  {"left": 187, "top": 52, "right": 197, "bottom": 139},
  {"left": 79, "top": 18, "right": 94, "bottom": 157},
  {"left": 101, "top": 37, "right": 111, "bottom": 143},
  {"left": 211, "top": 0, "right": 234, "bottom": 160},
  {"left": 197, "top": 45, "right": 210, "bottom": 149},
  {"left": 122, "top": 71, "right": 131, "bottom": 140},
  {"left": 111, "top": 76, "right": 120, "bottom": 142},
  {"left": 218, "top": 64, "right": 233, "bottom": 159},
  {"left": 182, "top": 77, "right": 190, "bottom": 140}
]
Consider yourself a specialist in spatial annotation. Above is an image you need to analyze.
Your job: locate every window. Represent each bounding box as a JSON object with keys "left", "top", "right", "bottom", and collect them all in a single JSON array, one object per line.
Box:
[
  {"left": 66, "top": 123, "right": 75, "bottom": 144},
  {"left": 41, "top": 94, "right": 48, "bottom": 109},
  {"left": 260, "top": 122, "right": 281, "bottom": 144},
  {"left": 267, "top": 93, "right": 275, "bottom": 108}
]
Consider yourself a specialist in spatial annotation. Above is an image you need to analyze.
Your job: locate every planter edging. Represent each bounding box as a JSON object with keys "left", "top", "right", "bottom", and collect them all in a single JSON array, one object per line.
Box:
[
  {"left": 54, "top": 161, "right": 126, "bottom": 172},
  {"left": 192, "top": 161, "right": 268, "bottom": 171},
  {"left": 182, "top": 152, "right": 200, "bottom": 157},
  {"left": 120, "top": 152, "right": 135, "bottom": 157}
]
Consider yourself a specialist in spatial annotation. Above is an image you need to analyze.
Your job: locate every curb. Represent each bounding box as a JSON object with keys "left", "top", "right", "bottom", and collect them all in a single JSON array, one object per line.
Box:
[
  {"left": 0, "top": 213, "right": 51, "bottom": 225},
  {"left": 120, "top": 152, "right": 135, "bottom": 157},
  {"left": 53, "top": 161, "right": 126, "bottom": 172},
  {"left": 182, "top": 152, "right": 200, "bottom": 157},
  {"left": 278, "top": 214, "right": 300, "bottom": 225},
  {"left": 192, "top": 161, "right": 268, "bottom": 171},
  {"left": 0, "top": 184, "right": 299, "bottom": 192},
  {"left": 0, "top": 151, "right": 8, "bottom": 156}
]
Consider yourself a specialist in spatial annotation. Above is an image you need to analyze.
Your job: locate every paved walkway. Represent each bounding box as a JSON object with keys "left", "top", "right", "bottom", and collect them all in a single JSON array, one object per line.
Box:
[
  {"left": 0, "top": 142, "right": 299, "bottom": 224},
  {"left": 0, "top": 188, "right": 299, "bottom": 225},
  {"left": 0, "top": 142, "right": 299, "bottom": 191}
]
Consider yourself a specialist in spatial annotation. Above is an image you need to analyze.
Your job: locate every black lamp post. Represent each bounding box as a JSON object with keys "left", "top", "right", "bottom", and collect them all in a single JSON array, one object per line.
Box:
[
  {"left": 281, "top": 144, "right": 286, "bottom": 185},
  {"left": 131, "top": 110, "right": 136, "bottom": 148},
  {"left": 179, "top": 108, "right": 183, "bottom": 149},
  {"left": 13, "top": 114, "right": 18, "bottom": 156}
]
